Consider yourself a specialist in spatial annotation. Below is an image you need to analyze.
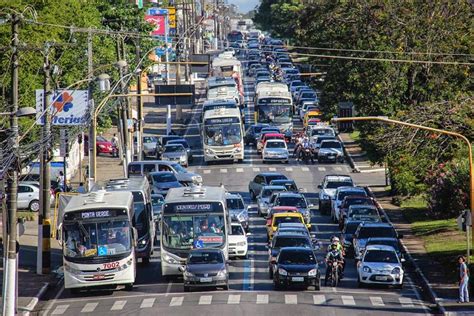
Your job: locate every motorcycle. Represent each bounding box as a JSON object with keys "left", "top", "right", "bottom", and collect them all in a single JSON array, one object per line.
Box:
[
  {"left": 301, "top": 147, "right": 314, "bottom": 164},
  {"left": 325, "top": 260, "right": 342, "bottom": 287}
]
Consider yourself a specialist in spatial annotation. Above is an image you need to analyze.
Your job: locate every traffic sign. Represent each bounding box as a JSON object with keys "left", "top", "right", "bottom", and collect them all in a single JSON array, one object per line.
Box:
[{"left": 148, "top": 7, "right": 168, "bottom": 16}]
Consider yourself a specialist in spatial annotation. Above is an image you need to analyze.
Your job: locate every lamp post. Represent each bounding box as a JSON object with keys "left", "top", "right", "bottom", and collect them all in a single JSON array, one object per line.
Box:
[{"left": 332, "top": 116, "right": 474, "bottom": 261}]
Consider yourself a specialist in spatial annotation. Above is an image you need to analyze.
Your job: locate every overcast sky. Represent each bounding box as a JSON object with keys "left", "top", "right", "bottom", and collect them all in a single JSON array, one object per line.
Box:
[{"left": 228, "top": 0, "right": 259, "bottom": 13}]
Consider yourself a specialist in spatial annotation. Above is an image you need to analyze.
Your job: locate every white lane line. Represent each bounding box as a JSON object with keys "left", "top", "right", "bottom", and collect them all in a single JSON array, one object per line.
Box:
[
  {"left": 370, "top": 296, "right": 384, "bottom": 306},
  {"left": 341, "top": 295, "right": 356, "bottom": 305},
  {"left": 285, "top": 167, "right": 293, "bottom": 171},
  {"left": 399, "top": 297, "right": 414, "bottom": 307},
  {"left": 220, "top": 168, "right": 228, "bottom": 173},
  {"left": 334, "top": 166, "right": 342, "bottom": 171},
  {"left": 256, "top": 294, "right": 269, "bottom": 304},
  {"left": 285, "top": 294, "right": 298, "bottom": 304},
  {"left": 140, "top": 298, "right": 155, "bottom": 308},
  {"left": 301, "top": 167, "right": 310, "bottom": 171},
  {"left": 253, "top": 167, "right": 260, "bottom": 172},
  {"left": 227, "top": 294, "right": 241, "bottom": 304},
  {"left": 318, "top": 167, "right": 326, "bottom": 171},
  {"left": 236, "top": 168, "right": 244, "bottom": 173},
  {"left": 199, "top": 295, "right": 213, "bottom": 305},
  {"left": 268, "top": 167, "right": 276, "bottom": 171},
  {"left": 170, "top": 297, "right": 183, "bottom": 307},
  {"left": 110, "top": 300, "right": 127, "bottom": 311},
  {"left": 51, "top": 305, "right": 69, "bottom": 315},
  {"left": 313, "top": 295, "right": 326, "bottom": 305},
  {"left": 81, "top": 302, "right": 98, "bottom": 313},
  {"left": 165, "top": 281, "right": 173, "bottom": 297},
  {"left": 203, "top": 169, "right": 211, "bottom": 174}
]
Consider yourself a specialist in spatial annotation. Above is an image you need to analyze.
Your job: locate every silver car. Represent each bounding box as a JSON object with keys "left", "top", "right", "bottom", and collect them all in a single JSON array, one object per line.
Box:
[
  {"left": 317, "top": 139, "right": 344, "bottom": 163},
  {"left": 18, "top": 182, "right": 55, "bottom": 212},
  {"left": 256, "top": 185, "right": 287, "bottom": 217},
  {"left": 142, "top": 136, "right": 159, "bottom": 158},
  {"left": 161, "top": 144, "right": 189, "bottom": 167},
  {"left": 226, "top": 193, "right": 249, "bottom": 231},
  {"left": 262, "top": 139, "right": 289, "bottom": 164}
]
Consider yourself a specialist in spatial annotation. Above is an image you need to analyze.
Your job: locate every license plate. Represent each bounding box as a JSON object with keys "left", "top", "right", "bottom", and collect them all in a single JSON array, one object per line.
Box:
[
  {"left": 292, "top": 277, "right": 304, "bottom": 282},
  {"left": 375, "top": 276, "right": 388, "bottom": 281},
  {"left": 93, "top": 274, "right": 105, "bottom": 280},
  {"left": 200, "top": 277, "right": 212, "bottom": 283}
]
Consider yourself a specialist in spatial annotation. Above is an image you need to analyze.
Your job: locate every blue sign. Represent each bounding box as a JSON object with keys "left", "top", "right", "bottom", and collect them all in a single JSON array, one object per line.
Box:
[
  {"left": 194, "top": 239, "right": 204, "bottom": 248},
  {"left": 98, "top": 246, "right": 108, "bottom": 256},
  {"left": 148, "top": 7, "right": 168, "bottom": 15}
]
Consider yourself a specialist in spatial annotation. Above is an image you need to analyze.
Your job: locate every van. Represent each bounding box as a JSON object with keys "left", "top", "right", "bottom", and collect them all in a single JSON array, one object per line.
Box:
[{"left": 127, "top": 161, "right": 202, "bottom": 185}]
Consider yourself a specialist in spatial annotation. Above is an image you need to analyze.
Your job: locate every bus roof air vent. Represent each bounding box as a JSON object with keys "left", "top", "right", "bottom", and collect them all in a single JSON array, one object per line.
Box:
[
  {"left": 183, "top": 185, "right": 206, "bottom": 196},
  {"left": 84, "top": 190, "right": 106, "bottom": 204}
]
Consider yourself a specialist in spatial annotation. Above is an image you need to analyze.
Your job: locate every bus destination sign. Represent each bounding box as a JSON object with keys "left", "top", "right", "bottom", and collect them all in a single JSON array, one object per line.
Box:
[
  {"left": 64, "top": 209, "right": 127, "bottom": 221},
  {"left": 164, "top": 202, "right": 224, "bottom": 214},
  {"left": 205, "top": 117, "right": 240, "bottom": 125},
  {"left": 258, "top": 98, "right": 290, "bottom": 105}
]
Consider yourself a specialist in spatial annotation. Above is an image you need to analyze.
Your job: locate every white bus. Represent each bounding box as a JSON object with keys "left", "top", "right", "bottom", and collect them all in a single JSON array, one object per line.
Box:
[
  {"left": 160, "top": 186, "right": 229, "bottom": 277},
  {"left": 211, "top": 56, "right": 244, "bottom": 103},
  {"left": 207, "top": 76, "right": 242, "bottom": 108},
  {"left": 202, "top": 107, "right": 244, "bottom": 163},
  {"left": 59, "top": 191, "right": 136, "bottom": 292},
  {"left": 255, "top": 82, "right": 293, "bottom": 140}
]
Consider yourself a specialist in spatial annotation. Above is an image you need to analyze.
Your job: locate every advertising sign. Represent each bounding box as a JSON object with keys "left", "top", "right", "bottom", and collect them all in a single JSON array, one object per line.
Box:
[
  {"left": 35, "top": 89, "right": 89, "bottom": 126},
  {"left": 145, "top": 15, "right": 166, "bottom": 36},
  {"left": 168, "top": 6, "right": 176, "bottom": 29}
]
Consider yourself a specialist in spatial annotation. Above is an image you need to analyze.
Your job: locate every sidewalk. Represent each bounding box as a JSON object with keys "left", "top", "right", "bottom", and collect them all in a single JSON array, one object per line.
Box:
[{"left": 340, "top": 132, "right": 473, "bottom": 314}]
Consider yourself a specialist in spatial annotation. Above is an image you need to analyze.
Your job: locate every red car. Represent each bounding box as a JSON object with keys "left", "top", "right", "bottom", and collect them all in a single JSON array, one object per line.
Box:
[
  {"left": 338, "top": 195, "right": 379, "bottom": 229},
  {"left": 84, "top": 135, "right": 114, "bottom": 156}
]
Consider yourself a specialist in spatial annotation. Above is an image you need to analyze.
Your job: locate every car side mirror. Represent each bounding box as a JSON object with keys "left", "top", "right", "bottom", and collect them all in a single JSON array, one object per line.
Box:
[
  {"left": 398, "top": 234, "right": 404, "bottom": 239},
  {"left": 317, "top": 184, "right": 322, "bottom": 189},
  {"left": 246, "top": 232, "right": 252, "bottom": 236},
  {"left": 178, "top": 266, "right": 185, "bottom": 273}
]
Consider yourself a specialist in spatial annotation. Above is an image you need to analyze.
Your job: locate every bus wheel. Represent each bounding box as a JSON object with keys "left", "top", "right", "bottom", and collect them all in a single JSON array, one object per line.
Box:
[
  {"left": 125, "top": 283, "right": 134, "bottom": 291},
  {"left": 142, "top": 257, "right": 150, "bottom": 264},
  {"left": 70, "top": 288, "right": 80, "bottom": 295},
  {"left": 238, "top": 159, "right": 243, "bottom": 163}
]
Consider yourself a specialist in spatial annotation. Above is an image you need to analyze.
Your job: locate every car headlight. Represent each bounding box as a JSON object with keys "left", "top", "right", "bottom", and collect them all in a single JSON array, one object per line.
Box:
[
  {"left": 180, "top": 155, "right": 187, "bottom": 161},
  {"left": 98, "top": 144, "right": 105, "bottom": 148},
  {"left": 184, "top": 270, "right": 194, "bottom": 278},
  {"left": 237, "top": 211, "right": 248, "bottom": 222},
  {"left": 391, "top": 267, "right": 401, "bottom": 275},
  {"left": 163, "top": 254, "right": 180, "bottom": 265},
  {"left": 362, "top": 266, "right": 372, "bottom": 273},
  {"left": 191, "top": 175, "right": 202, "bottom": 183},
  {"left": 237, "top": 241, "right": 247, "bottom": 246},
  {"left": 217, "top": 269, "right": 227, "bottom": 277},
  {"left": 308, "top": 269, "right": 317, "bottom": 276},
  {"left": 278, "top": 268, "right": 288, "bottom": 276}
]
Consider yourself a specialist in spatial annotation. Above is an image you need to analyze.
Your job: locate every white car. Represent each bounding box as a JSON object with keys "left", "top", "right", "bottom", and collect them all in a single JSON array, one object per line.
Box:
[
  {"left": 18, "top": 182, "right": 55, "bottom": 212},
  {"left": 357, "top": 244, "right": 404, "bottom": 288},
  {"left": 262, "top": 139, "right": 289, "bottom": 164},
  {"left": 228, "top": 222, "right": 248, "bottom": 259}
]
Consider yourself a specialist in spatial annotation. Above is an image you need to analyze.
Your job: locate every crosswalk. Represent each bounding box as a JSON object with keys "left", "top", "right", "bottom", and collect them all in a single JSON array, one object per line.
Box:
[
  {"left": 49, "top": 293, "right": 423, "bottom": 314},
  {"left": 190, "top": 165, "right": 350, "bottom": 175}
]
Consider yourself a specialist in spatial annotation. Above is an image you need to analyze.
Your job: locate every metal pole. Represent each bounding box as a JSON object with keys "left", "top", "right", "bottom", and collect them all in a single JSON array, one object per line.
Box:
[
  {"left": 38, "top": 47, "right": 52, "bottom": 275},
  {"left": 119, "top": 65, "right": 131, "bottom": 169},
  {"left": 213, "top": 0, "right": 218, "bottom": 49},
  {"left": 136, "top": 40, "right": 143, "bottom": 161},
  {"left": 87, "top": 31, "right": 96, "bottom": 189},
  {"left": 3, "top": 13, "right": 20, "bottom": 316}
]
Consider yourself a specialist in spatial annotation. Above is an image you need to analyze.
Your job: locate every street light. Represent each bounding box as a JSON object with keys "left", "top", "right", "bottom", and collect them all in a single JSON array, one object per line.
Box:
[{"left": 332, "top": 115, "right": 474, "bottom": 261}]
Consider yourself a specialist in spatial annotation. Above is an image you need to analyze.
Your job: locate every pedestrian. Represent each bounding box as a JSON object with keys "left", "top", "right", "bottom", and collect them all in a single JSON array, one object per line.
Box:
[
  {"left": 57, "top": 171, "right": 65, "bottom": 192},
  {"left": 77, "top": 182, "right": 87, "bottom": 194},
  {"left": 111, "top": 133, "right": 119, "bottom": 157},
  {"left": 458, "top": 255, "right": 470, "bottom": 303}
]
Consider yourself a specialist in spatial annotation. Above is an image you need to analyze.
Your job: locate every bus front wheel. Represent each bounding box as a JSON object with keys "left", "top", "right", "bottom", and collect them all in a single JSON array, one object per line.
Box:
[{"left": 125, "top": 283, "right": 134, "bottom": 291}]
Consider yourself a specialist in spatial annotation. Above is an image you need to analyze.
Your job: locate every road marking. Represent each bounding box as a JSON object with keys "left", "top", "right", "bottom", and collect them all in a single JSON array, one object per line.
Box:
[
  {"left": 285, "top": 294, "right": 297, "bottom": 304},
  {"left": 256, "top": 294, "right": 268, "bottom": 304},
  {"left": 370, "top": 296, "right": 384, "bottom": 306},
  {"left": 334, "top": 166, "right": 342, "bottom": 171},
  {"left": 170, "top": 297, "right": 183, "bottom": 307},
  {"left": 268, "top": 167, "right": 276, "bottom": 171},
  {"left": 318, "top": 167, "right": 326, "bottom": 171},
  {"left": 199, "top": 295, "right": 212, "bottom": 305},
  {"left": 203, "top": 169, "right": 211, "bottom": 174},
  {"left": 140, "top": 298, "right": 155, "bottom": 308},
  {"left": 341, "top": 295, "right": 356, "bottom": 305},
  {"left": 313, "top": 295, "right": 326, "bottom": 305},
  {"left": 165, "top": 281, "right": 173, "bottom": 296},
  {"left": 236, "top": 168, "right": 244, "bottom": 173},
  {"left": 285, "top": 167, "right": 293, "bottom": 171},
  {"left": 301, "top": 167, "right": 310, "bottom": 171},
  {"left": 253, "top": 167, "right": 260, "bottom": 172},
  {"left": 51, "top": 305, "right": 69, "bottom": 315},
  {"left": 81, "top": 302, "right": 98, "bottom": 313},
  {"left": 359, "top": 168, "right": 386, "bottom": 173},
  {"left": 227, "top": 294, "right": 241, "bottom": 304},
  {"left": 220, "top": 168, "right": 228, "bottom": 173},
  {"left": 399, "top": 297, "right": 414, "bottom": 307},
  {"left": 110, "top": 300, "right": 126, "bottom": 311}
]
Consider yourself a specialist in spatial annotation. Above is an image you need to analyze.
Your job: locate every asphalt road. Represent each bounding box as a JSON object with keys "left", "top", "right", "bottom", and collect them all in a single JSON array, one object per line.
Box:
[{"left": 38, "top": 62, "right": 432, "bottom": 316}]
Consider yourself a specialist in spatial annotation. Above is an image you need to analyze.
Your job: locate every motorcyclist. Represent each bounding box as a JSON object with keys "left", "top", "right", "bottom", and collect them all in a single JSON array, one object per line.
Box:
[
  {"left": 325, "top": 243, "right": 344, "bottom": 285},
  {"left": 327, "top": 236, "right": 345, "bottom": 276},
  {"left": 293, "top": 133, "right": 304, "bottom": 160},
  {"left": 301, "top": 137, "right": 314, "bottom": 163}
]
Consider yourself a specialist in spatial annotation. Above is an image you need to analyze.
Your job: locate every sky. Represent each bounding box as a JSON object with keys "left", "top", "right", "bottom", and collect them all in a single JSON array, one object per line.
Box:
[{"left": 228, "top": 0, "right": 259, "bottom": 13}]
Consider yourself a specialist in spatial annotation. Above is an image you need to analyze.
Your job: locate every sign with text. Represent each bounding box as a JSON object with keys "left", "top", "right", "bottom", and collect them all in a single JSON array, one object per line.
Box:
[{"left": 35, "top": 89, "right": 89, "bottom": 126}]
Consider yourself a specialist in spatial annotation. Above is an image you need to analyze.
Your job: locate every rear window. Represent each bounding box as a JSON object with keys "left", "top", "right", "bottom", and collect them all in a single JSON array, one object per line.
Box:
[
  {"left": 326, "top": 181, "right": 353, "bottom": 189},
  {"left": 338, "top": 190, "right": 367, "bottom": 200},
  {"left": 231, "top": 225, "right": 245, "bottom": 235},
  {"left": 273, "top": 236, "right": 311, "bottom": 249},
  {"left": 274, "top": 216, "right": 303, "bottom": 226},
  {"left": 344, "top": 222, "right": 361, "bottom": 234},
  {"left": 358, "top": 227, "right": 396, "bottom": 239},
  {"left": 128, "top": 164, "right": 142, "bottom": 175},
  {"left": 277, "top": 196, "right": 306, "bottom": 208},
  {"left": 227, "top": 198, "right": 244, "bottom": 210},
  {"left": 265, "top": 174, "right": 287, "bottom": 183}
]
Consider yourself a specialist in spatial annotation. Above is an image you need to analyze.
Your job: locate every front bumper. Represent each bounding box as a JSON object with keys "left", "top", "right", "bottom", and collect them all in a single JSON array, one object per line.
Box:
[
  {"left": 263, "top": 155, "right": 289, "bottom": 163},
  {"left": 229, "top": 244, "right": 248, "bottom": 257},
  {"left": 318, "top": 154, "right": 343, "bottom": 162},
  {"left": 204, "top": 150, "right": 243, "bottom": 162},
  {"left": 359, "top": 271, "right": 403, "bottom": 285},
  {"left": 275, "top": 274, "right": 319, "bottom": 288},
  {"left": 184, "top": 275, "right": 228, "bottom": 287}
]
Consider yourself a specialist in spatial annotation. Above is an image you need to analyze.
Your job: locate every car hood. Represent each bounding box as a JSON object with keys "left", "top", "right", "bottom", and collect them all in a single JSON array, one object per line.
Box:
[
  {"left": 163, "top": 152, "right": 186, "bottom": 158},
  {"left": 362, "top": 262, "right": 401, "bottom": 271},
  {"left": 186, "top": 263, "right": 225, "bottom": 274},
  {"left": 356, "top": 238, "right": 369, "bottom": 248},
  {"left": 229, "top": 235, "right": 246, "bottom": 243},
  {"left": 319, "top": 148, "right": 342, "bottom": 155},
  {"left": 154, "top": 182, "right": 181, "bottom": 189},
  {"left": 279, "top": 263, "right": 317, "bottom": 273},
  {"left": 264, "top": 148, "right": 288, "bottom": 154}
]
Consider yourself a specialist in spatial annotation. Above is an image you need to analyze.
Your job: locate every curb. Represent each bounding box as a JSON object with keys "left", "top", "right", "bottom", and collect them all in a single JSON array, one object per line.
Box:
[
  {"left": 18, "top": 282, "right": 49, "bottom": 316},
  {"left": 365, "top": 186, "right": 446, "bottom": 315},
  {"left": 337, "top": 134, "right": 360, "bottom": 173}
]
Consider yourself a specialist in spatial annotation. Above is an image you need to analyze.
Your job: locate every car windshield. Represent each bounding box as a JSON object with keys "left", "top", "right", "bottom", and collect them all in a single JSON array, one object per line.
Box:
[
  {"left": 345, "top": 198, "right": 372, "bottom": 207},
  {"left": 171, "top": 163, "right": 187, "bottom": 173},
  {"left": 364, "top": 250, "right": 398, "bottom": 263},
  {"left": 367, "top": 240, "right": 399, "bottom": 251},
  {"left": 338, "top": 190, "right": 366, "bottom": 200},
  {"left": 153, "top": 173, "right": 177, "bottom": 183},
  {"left": 301, "top": 92, "right": 316, "bottom": 99},
  {"left": 97, "top": 136, "right": 108, "bottom": 142},
  {"left": 168, "top": 140, "right": 189, "bottom": 148},
  {"left": 253, "top": 125, "right": 267, "bottom": 134},
  {"left": 349, "top": 207, "right": 378, "bottom": 217},
  {"left": 231, "top": 225, "right": 245, "bottom": 235},
  {"left": 358, "top": 227, "right": 397, "bottom": 239},
  {"left": 321, "top": 141, "right": 341, "bottom": 149},
  {"left": 315, "top": 137, "right": 335, "bottom": 144},
  {"left": 277, "top": 196, "right": 307, "bottom": 208},
  {"left": 311, "top": 129, "right": 333, "bottom": 136},
  {"left": 164, "top": 145, "right": 185, "bottom": 153},
  {"left": 143, "top": 137, "right": 157, "bottom": 143},
  {"left": 204, "top": 123, "right": 242, "bottom": 146},
  {"left": 326, "top": 181, "right": 353, "bottom": 189},
  {"left": 265, "top": 174, "right": 287, "bottom": 184},
  {"left": 188, "top": 251, "right": 223, "bottom": 264},
  {"left": 279, "top": 251, "right": 316, "bottom": 265},
  {"left": 274, "top": 216, "right": 303, "bottom": 226},
  {"left": 227, "top": 198, "right": 244, "bottom": 210},
  {"left": 63, "top": 219, "right": 131, "bottom": 259},
  {"left": 266, "top": 141, "right": 286, "bottom": 149},
  {"left": 273, "top": 237, "right": 311, "bottom": 249}
]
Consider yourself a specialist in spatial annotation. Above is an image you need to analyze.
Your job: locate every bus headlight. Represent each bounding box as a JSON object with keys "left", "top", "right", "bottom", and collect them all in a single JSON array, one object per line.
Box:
[
  {"left": 234, "top": 147, "right": 242, "bottom": 153},
  {"left": 192, "top": 175, "right": 202, "bottom": 183},
  {"left": 205, "top": 148, "right": 213, "bottom": 155},
  {"left": 184, "top": 270, "right": 194, "bottom": 278},
  {"left": 64, "top": 263, "right": 81, "bottom": 275},
  {"left": 163, "top": 254, "right": 180, "bottom": 265}
]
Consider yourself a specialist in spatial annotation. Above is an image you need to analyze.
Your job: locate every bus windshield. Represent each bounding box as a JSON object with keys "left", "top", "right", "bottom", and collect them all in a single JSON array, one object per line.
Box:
[
  {"left": 162, "top": 215, "right": 226, "bottom": 249},
  {"left": 63, "top": 219, "right": 131, "bottom": 259},
  {"left": 204, "top": 123, "right": 242, "bottom": 146},
  {"left": 258, "top": 102, "right": 291, "bottom": 124}
]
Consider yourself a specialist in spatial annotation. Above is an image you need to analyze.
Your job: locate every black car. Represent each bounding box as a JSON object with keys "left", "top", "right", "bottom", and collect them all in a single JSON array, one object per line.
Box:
[
  {"left": 272, "top": 247, "right": 321, "bottom": 290},
  {"left": 244, "top": 123, "right": 270, "bottom": 146},
  {"left": 269, "top": 179, "right": 299, "bottom": 192},
  {"left": 341, "top": 220, "right": 365, "bottom": 257},
  {"left": 268, "top": 232, "right": 314, "bottom": 277}
]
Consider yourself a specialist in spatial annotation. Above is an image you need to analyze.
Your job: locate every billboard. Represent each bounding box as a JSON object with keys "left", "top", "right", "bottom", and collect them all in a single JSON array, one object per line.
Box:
[
  {"left": 145, "top": 15, "right": 166, "bottom": 36},
  {"left": 35, "top": 90, "right": 89, "bottom": 126},
  {"left": 168, "top": 6, "right": 176, "bottom": 29}
]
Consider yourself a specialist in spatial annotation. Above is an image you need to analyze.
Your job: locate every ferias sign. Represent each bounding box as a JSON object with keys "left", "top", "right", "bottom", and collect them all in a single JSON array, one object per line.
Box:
[{"left": 36, "top": 89, "right": 89, "bottom": 126}]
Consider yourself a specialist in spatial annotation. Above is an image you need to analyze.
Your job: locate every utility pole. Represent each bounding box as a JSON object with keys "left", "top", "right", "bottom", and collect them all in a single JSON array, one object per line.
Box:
[
  {"left": 213, "top": 0, "right": 219, "bottom": 49},
  {"left": 3, "top": 13, "right": 20, "bottom": 316},
  {"left": 117, "top": 41, "right": 131, "bottom": 168},
  {"left": 135, "top": 39, "right": 143, "bottom": 161},
  {"left": 87, "top": 31, "right": 95, "bottom": 189},
  {"left": 37, "top": 44, "right": 52, "bottom": 276}
]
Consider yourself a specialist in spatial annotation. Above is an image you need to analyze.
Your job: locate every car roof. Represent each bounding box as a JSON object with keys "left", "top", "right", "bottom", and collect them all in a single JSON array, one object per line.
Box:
[
  {"left": 324, "top": 175, "right": 353, "bottom": 182},
  {"left": 266, "top": 139, "right": 286, "bottom": 143},
  {"left": 278, "top": 222, "right": 306, "bottom": 228},
  {"left": 164, "top": 143, "right": 185, "bottom": 148},
  {"left": 360, "top": 222, "right": 394, "bottom": 228},
  {"left": 151, "top": 193, "right": 164, "bottom": 198},
  {"left": 258, "top": 172, "right": 286, "bottom": 177},
  {"left": 264, "top": 133, "right": 285, "bottom": 138},
  {"left": 367, "top": 237, "right": 398, "bottom": 242},
  {"left": 343, "top": 195, "right": 371, "bottom": 200},
  {"left": 270, "top": 179, "right": 296, "bottom": 183},
  {"left": 365, "top": 244, "right": 398, "bottom": 252},
  {"left": 272, "top": 206, "right": 298, "bottom": 211},
  {"left": 274, "top": 212, "right": 302, "bottom": 218},
  {"left": 274, "top": 231, "right": 309, "bottom": 238},
  {"left": 337, "top": 186, "right": 365, "bottom": 192},
  {"left": 226, "top": 193, "right": 243, "bottom": 200},
  {"left": 275, "top": 192, "right": 303, "bottom": 197},
  {"left": 149, "top": 171, "right": 174, "bottom": 175},
  {"left": 279, "top": 247, "right": 313, "bottom": 253},
  {"left": 349, "top": 204, "right": 378, "bottom": 210},
  {"left": 262, "top": 185, "right": 287, "bottom": 190}
]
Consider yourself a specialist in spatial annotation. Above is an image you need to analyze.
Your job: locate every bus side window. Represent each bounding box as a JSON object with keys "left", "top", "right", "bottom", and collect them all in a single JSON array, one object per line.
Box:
[
  {"left": 128, "top": 164, "right": 141, "bottom": 175},
  {"left": 143, "top": 164, "right": 156, "bottom": 174},
  {"left": 159, "top": 164, "right": 172, "bottom": 172}
]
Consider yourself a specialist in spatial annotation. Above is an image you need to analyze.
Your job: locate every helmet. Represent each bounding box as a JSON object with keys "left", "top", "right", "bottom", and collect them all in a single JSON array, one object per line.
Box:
[{"left": 331, "top": 236, "right": 340, "bottom": 242}]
